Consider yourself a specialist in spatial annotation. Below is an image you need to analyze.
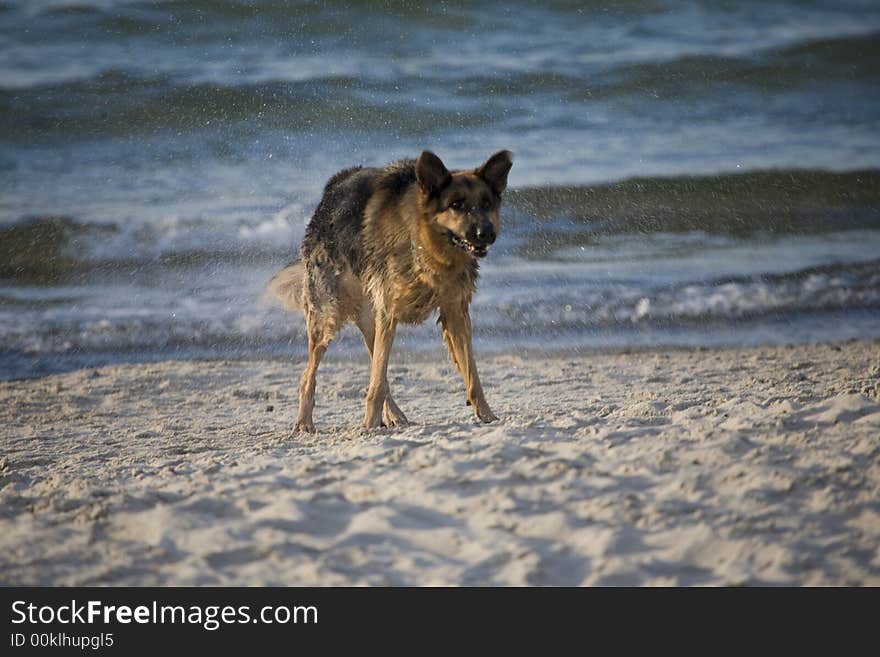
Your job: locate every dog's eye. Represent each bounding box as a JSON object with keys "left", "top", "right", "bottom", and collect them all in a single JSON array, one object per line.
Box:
[{"left": 449, "top": 200, "right": 464, "bottom": 211}]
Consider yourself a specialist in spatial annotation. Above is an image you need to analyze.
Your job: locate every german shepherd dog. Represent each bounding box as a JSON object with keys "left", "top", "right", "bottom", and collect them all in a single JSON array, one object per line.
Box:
[{"left": 267, "top": 150, "right": 513, "bottom": 432}]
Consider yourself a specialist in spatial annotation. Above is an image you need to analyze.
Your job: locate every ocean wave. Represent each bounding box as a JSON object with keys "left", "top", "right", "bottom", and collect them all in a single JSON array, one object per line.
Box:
[
  {"left": 476, "top": 259, "right": 880, "bottom": 333},
  {"left": 0, "top": 204, "right": 307, "bottom": 282},
  {"left": 3, "top": 21, "right": 877, "bottom": 139},
  {"left": 445, "top": 30, "right": 880, "bottom": 103},
  {"left": 0, "top": 70, "right": 495, "bottom": 141},
  {"left": 508, "top": 169, "right": 880, "bottom": 241},
  {"left": 577, "top": 31, "right": 880, "bottom": 101},
  {"left": 2, "top": 168, "right": 878, "bottom": 282},
  {"left": 3, "top": 257, "right": 878, "bottom": 364}
]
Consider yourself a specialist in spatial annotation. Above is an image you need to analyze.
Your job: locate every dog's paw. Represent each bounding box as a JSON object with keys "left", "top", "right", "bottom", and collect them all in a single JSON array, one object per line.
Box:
[
  {"left": 475, "top": 406, "right": 499, "bottom": 423},
  {"left": 294, "top": 418, "right": 315, "bottom": 433},
  {"left": 383, "top": 404, "right": 409, "bottom": 428},
  {"left": 383, "top": 414, "right": 409, "bottom": 428},
  {"left": 362, "top": 413, "right": 384, "bottom": 430}
]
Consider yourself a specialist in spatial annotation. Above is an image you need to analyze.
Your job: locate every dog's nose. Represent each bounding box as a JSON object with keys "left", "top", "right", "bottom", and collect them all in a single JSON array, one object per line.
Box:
[{"left": 475, "top": 221, "right": 496, "bottom": 245}]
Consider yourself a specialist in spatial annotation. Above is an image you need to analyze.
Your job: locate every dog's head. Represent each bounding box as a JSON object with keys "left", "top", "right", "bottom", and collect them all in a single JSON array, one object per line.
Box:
[{"left": 415, "top": 150, "right": 513, "bottom": 259}]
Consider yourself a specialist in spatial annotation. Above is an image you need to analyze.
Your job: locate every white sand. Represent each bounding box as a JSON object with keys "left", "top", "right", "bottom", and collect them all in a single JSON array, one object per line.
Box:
[{"left": 2, "top": 341, "right": 879, "bottom": 585}]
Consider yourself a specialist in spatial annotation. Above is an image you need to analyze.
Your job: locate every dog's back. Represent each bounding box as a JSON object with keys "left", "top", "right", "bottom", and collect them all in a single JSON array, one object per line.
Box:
[
  {"left": 267, "top": 160, "right": 418, "bottom": 312},
  {"left": 300, "top": 166, "right": 372, "bottom": 277}
]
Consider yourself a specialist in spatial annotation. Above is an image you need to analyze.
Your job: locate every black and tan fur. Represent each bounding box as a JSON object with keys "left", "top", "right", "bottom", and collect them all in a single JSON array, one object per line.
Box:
[{"left": 267, "top": 150, "right": 513, "bottom": 431}]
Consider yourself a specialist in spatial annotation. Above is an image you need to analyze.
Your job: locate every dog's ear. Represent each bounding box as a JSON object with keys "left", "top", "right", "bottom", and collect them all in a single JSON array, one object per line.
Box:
[
  {"left": 415, "top": 151, "right": 451, "bottom": 197},
  {"left": 477, "top": 150, "right": 513, "bottom": 196}
]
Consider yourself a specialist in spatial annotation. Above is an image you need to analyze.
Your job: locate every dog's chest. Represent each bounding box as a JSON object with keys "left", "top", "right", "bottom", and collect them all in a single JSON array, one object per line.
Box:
[{"left": 392, "top": 279, "right": 440, "bottom": 324}]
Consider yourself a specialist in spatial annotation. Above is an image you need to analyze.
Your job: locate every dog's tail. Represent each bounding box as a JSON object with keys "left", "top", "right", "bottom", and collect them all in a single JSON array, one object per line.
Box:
[{"left": 262, "top": 260, "right": 305, "bottom": 312}]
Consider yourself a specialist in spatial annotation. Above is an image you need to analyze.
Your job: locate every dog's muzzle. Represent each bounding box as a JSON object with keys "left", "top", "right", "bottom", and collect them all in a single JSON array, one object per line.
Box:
[
  {"left": 448, "top": 220, "right": 495, "bottom": 258},
  {"left": 447, "top": 231, "right": 491, "bottom": 258}
]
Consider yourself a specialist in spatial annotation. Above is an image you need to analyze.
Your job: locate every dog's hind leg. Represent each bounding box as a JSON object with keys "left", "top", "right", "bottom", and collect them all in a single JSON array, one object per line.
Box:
[
  {"left": 356, "top": 308, "right": 408, "bottom": 427},
  {"left": 294, "top": 257, "right": 342, "bottom": 433},
  {"left": 294, "top": 311, "right": 331, "bottom": 433}
]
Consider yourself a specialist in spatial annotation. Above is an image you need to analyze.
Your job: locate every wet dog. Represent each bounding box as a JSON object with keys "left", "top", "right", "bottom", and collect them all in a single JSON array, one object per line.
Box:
[{"left": 267, "top": 150, "right": 513, "bottom": 431}]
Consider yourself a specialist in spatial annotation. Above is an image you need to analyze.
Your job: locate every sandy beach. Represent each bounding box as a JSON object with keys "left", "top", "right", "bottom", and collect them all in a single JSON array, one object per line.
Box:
[{"left": 1, "top": 340, "right": 878, "bottom": 586}]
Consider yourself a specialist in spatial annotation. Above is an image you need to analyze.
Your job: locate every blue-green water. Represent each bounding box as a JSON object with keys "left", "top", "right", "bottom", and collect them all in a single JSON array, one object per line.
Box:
[{"left": 2, "top": 0, "right": 880, "bottom": 378}]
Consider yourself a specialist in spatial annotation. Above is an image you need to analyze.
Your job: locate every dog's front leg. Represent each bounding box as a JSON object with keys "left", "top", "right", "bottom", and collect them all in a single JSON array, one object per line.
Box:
[
  {"left": 440, "top": 304, "right": 498, "bottom": 423},
  {"left": 363, "top": 311, "right": 397, "bottom": 428}
]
